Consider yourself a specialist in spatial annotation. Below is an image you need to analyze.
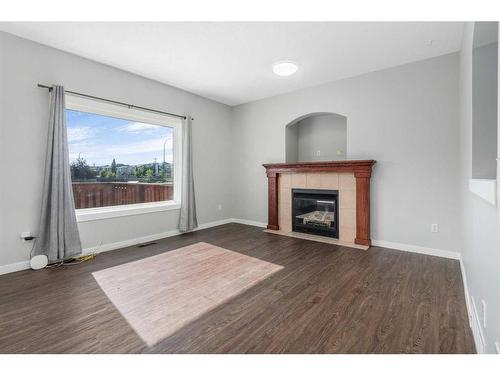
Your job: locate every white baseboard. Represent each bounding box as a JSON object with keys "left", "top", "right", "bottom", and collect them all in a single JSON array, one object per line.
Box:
[
  {"left": 469, "top": 295, "right": 486, "bottom": 353},
  {"left": 459, "top": 258, "right": 473, "bottom": 328},
  {"left": 460, "top": 257, "right": 484, "bottom": 354},
  {"left": 82, "top": 218, "right": 235, "bottom": 255},
  {"left": 0, "top": 218, "right": 235, "bottom": 275},
  {"left": 0, "top": 260, "right": 31, "bottom": 275},
  {"left": 82, "top": 229, "right": 180, "bottom": 255},
  {"left": 371, "top": 239, "right": 461, "bottom": 260},
  {"left": 197, "top": 218, "right": 235, "bottom": 229},
  {"left": 0, "top": 220, "right": 460, "bottom": 279},
  {"left": 230, "top": 218, "right": 267, "bottom": 228},
  {"left": 0, "top": 222, "right": 462, "bottom": 275}
]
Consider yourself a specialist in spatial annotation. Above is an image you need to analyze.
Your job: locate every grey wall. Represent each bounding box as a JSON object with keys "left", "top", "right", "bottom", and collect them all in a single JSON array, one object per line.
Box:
[
  {"left": 459, "top": 22, "right": 500, "bottom": 353},
  {"left": 0, "top": 31, "right": 233, "bottom": 268},
  {"left": 231, "top": 53, "right": 461, "bottom": 252},
  {"left": 295, "top": 114, "right": 347, "bottom": 162},
  {"left": 285, "top": 123, "right": 299, "bottom": 162},
  {"left": 472, "top": 41, "right": 498, "bottom": 179}
]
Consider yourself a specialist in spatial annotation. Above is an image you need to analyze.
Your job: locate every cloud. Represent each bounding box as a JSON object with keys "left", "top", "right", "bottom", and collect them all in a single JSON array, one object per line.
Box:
[
  {"left": 123, "top": 122, "right": 166, "bottom": 134},
  {"left": 105, "top": 137, "right": 173, "bottom": 156},
  {"left": 67, "top": 126, "right": 97, "bottom": 143}
]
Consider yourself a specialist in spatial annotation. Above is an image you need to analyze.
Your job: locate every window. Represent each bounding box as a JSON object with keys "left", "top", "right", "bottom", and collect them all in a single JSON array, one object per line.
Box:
[{"left": 65, "top": 95, "right": 182, "bottom": 221}]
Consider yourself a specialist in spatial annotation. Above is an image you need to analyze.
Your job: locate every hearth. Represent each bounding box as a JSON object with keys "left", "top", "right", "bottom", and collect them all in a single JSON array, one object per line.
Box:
[{"left": 292, "top": 188, "right": 339, "bottom": 238}]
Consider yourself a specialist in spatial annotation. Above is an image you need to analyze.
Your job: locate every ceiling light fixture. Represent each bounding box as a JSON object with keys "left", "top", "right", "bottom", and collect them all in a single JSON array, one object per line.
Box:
[{"left": 272, "top": 61, "right": 299, "bottom": 76}]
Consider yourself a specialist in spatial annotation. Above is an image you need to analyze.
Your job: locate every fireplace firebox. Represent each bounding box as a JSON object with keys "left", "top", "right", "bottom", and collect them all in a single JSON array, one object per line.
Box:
[{"left": 292, "top": 189, "right": 339, "bottom": 238}]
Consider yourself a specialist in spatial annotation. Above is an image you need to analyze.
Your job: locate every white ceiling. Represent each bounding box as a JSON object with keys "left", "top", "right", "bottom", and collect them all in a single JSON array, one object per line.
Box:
[{"left": 0, "top": 22, "right": 464, "bottom": 106}]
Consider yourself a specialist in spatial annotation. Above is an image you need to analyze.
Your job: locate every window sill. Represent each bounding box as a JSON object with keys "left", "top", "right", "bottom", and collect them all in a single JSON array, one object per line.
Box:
[
  {"left": 469, "top": 179, "right": 497, "bottom": 205},
  {"left": 76, "top": 201, "right": 181, "bottom": 222}
]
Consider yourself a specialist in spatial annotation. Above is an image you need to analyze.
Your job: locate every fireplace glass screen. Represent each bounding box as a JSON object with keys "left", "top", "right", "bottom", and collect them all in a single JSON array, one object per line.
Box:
[{"left": 292, "top": 189, "right": 339, "bottom": 238}]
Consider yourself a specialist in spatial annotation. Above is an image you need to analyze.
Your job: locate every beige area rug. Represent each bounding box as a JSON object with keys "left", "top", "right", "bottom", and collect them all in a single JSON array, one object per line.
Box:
[{"left": 92, "top": 242, "right": 283, "bottom": 346}]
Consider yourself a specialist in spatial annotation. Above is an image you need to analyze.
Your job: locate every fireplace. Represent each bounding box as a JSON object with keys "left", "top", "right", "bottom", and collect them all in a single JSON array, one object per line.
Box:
[
  {"left": 263, "top": 160, "right": 375, "bottom": 246},
  {"left": 292, "top": 188, "right": 339, "bottom": 238}
]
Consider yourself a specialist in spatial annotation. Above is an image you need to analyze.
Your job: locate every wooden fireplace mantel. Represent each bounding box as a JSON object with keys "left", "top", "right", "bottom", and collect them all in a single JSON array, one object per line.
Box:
[{"left": 262, "top": 160, "right": 376, "bottom": 246}]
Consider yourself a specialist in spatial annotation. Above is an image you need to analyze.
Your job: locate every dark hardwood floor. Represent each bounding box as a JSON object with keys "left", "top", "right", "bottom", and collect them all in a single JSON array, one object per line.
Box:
[{"left": 0, "top": 223, "right": 475, "bottom": 353}]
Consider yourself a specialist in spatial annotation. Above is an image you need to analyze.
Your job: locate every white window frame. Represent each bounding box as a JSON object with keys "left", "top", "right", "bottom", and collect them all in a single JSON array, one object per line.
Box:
[{"left": 65, "top": 94, "right": 183, "bottom": 222}]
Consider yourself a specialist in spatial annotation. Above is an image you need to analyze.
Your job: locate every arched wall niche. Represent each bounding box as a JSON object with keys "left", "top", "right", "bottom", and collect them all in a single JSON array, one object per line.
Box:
[{"left": 285, "top": 112, "right": 347, "bottom": 163}]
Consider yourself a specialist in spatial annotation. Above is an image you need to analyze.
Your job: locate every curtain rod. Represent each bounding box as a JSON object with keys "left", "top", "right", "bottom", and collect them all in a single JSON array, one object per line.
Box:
[{"left": 37, "top": 84, "right": 190, "bottom": 120}]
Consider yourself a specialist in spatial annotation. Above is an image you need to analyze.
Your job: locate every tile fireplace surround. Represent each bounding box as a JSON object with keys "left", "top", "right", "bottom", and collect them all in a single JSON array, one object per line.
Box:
[{"left": 263, "top": 160, "right": 375, "bottom": 248}]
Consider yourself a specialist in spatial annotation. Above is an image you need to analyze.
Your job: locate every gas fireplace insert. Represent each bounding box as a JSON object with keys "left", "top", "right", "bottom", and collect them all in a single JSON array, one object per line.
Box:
[{"left": 292, "top": 188, "right": 339, "bottom": 238}]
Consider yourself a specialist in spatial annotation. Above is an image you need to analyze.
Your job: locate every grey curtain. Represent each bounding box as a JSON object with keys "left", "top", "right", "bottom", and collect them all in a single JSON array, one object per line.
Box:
[
  {"left": 178, "top": 116, "right": 198, "bottom": 232},
  {"left": 33, "top": 85, "right": 82, "bottom": 261}
]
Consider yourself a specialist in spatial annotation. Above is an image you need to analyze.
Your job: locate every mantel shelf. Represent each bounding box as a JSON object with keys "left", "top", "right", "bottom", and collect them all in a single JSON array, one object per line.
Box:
[{"left": 263, "top": 160, "right": 375, "bottom": 177}]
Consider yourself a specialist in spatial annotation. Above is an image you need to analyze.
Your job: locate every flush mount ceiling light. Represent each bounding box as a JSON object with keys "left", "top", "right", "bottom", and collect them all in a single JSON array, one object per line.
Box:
[{"left": 272, "top": 61, "right": 299, "bottom": 76}]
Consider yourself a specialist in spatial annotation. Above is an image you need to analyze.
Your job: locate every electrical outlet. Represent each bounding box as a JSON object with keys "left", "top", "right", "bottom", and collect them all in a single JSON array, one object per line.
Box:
[
  {"left": 431, "top": 224, "right": 439, "bottom": 233},
  {"left": 315, "top": 150, "right": 321, "bottom": 156},
  {"left": 217, "top": 204, "right": 222, "bottom": 211},
  {"left": 481, "top": 300, "right": 487, "bottom": 329}
]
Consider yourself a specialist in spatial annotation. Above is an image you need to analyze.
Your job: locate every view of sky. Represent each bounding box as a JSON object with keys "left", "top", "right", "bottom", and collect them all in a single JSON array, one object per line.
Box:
[{"left": 66, "top": 109, "right": 174, "bottom": 166}]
